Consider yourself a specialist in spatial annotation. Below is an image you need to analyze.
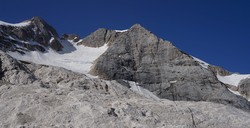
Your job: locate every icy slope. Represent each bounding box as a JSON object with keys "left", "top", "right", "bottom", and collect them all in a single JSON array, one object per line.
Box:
[
  {"left": 0, "top": 20, "right": 31, "bottom": 27},
  {"left": 7, "top": 40, "right": 108, "bottom": 75},
  {"left": 192, "top": 56, "right": 250, "bottom": 87},
  {"left": 217, "top": 74, "right": 250, "bottom": 86},
  {"left": 191, "top": 56, "right": 209, "bottom": 69},
  {"left": 192, "top": 56, "right": 250, "bottom": 98}
]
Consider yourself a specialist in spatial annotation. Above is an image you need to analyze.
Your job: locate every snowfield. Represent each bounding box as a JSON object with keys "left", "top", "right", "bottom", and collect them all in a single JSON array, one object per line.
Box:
[
  {"left": 217, "top": 74, "right": 250, "bottom": 86},
  {"left": 115, "top": 29, "right": 128, "bottom": 33},
  {"left": 7, "top": 40, "right": 108, "bottom": 76}
]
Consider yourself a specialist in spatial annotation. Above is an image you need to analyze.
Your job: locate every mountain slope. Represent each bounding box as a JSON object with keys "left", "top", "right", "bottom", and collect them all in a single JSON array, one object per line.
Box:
[
  {"left": 1, "top": 17, "right": 250, "bottom": 127},
  {"left": 1, "top": 50, "right": 250, "bottom": 128},
  {"left": 1, "top": 18, "right": 250, "bottom": 109},
  {"left": 89, "top": 24, "right": 250, "bottom": 109},
  {"left": 7, "top": 40, "right": 108, "bottom": 75},
  {"left": 0, "top": 17, "right": 62, "bottom": 53}
]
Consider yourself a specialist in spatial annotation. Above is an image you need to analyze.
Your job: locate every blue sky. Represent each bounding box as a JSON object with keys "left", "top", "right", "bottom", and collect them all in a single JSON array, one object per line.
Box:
[{"left": 0, "top": 0, "right": 249, "bottom": 73}]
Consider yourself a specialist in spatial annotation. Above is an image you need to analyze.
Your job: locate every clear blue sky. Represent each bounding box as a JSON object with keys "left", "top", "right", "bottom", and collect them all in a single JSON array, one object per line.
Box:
[{"left": 0, "top": 0, "right": 249, "bottom": 73}]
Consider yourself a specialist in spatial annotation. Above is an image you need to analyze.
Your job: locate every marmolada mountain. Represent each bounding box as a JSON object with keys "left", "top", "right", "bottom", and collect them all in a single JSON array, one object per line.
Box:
[{"left": 0, "top": 17, "right": 250, "bottom": 128}]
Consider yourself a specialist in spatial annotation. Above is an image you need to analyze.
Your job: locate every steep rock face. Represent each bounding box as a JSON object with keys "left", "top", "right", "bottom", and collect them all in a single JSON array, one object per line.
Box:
[
  {"left": 61, "top": 34, "right": 81, "bottom": 43},
  {"left": 0, "top": 51, "right": 35, "bottom": 84},
  {"left": 0, "top": 17, "right": 63, "bottom": 53},
  {"left": 239, "top": 78, "right": 250, "bottom": 99},
  {"left": 208, "top": 65, "right": 232, "bottom": 76},
  {"left": 91, "top": 24, "right": 250, "bottom": 109},
  {"left": 77, "top": 28, "right": 120, "bottom": 47},
  {"left": 1, "top": 52, "right": 250, "bottom": 128}
]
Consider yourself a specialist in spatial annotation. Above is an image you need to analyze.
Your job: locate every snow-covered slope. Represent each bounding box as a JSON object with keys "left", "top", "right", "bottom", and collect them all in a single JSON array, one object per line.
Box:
[
  {"left": 0, "top": 20, "right": 31, "bottom": 27},
  {"left": 126, "top": 80, "right": 160, "bottom": 101},
  {"left": 217, "top": 74, "right": 250, "bottom": 86},
  {"left": 191, "top": 56, "right": 209, "bottom": 69},
  {"left": 7, "top": 40, "right": 108, "bottom": 76},
  {"left": 191, "top": 55, "right": 250, "bottom": 87},
  {"left": 191, "top": 56, "right": 250, "bottom": 99}
]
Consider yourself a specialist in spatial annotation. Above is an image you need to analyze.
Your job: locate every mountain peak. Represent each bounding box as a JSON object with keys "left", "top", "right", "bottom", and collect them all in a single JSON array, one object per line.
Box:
[
  {"left": 30, "top": 16, "right": 45, "bottom": 23},
  {"left": 130, "top": 23, "right": 143, "bottom": 29},
  {"left": 31, "top": 16, "right": 43, "bottom": 21},
  {"left": 30, "top": 16, "right": 52, "bottom": 29},
  {"left": 129, "top": 23, "right": 152, "bottom": 34},
  {"left": 0, "top": 17, "right": 62, "bottom": 52}
]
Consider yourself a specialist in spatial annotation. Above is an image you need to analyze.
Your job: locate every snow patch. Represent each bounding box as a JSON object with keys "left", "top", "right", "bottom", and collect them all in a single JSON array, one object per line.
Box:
[
  {"left": 7, "top": 40, "right": 108, "bottom": 75},
  {"left": 169, "top": 80, "right": 177, "bottom": 84},
  {"left": 191, "top": 56, "right": 209, "bottom": 69},
  {"left": 228, "top": 88, "right": 241, "bottom": 96},
  {"left": 217, "top": 74, "right": 250, "bottom": 86},
  {"left": 115, "top": 29, "right": 128, "bottom": 33},
  {"left": 127, "top": 81, "right": 160, "bottom": 101},
  {"left": 217, "top": 72, "right": 250, "bottom": 101},
  {"left": 50, "top": 37, "right": 55, "bottom": 43},
  {"left": 0, "top": 20, "right": 31, "bottom": 27}
]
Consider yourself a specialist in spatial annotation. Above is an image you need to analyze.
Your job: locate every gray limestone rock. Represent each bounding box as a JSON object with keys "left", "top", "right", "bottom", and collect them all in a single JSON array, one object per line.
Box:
[
  {"left": 90, "top": 24, "right": 250, "bottom": 110},
  {"left": 0, "top": 51, "right": 35, "bottom": 84},
  {"left": 0, "top": 63, "right": 250, "bottom": 127},
  {"left": 0, "top": 51, "right": 250, "bottom": 127},
  {"left": 238, "top": 78, "right": 250, "bottom": 99},
  {"left": 77, "top": 28, "right": 120, "bottom": 47},
  {"left": 208, "top": 65, "right": 232, "bottom": 76}
]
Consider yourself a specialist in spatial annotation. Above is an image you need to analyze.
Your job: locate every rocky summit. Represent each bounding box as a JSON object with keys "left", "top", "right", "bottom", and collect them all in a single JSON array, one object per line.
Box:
[
  {"left": 0, "top": 17, "right": 250, "bottom": 128},
  {"left": 0, "top": 17, "right": 62, "bottom": 53}
]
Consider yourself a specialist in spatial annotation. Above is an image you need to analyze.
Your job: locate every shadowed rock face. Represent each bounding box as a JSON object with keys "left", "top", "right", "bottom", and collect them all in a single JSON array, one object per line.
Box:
[
  {"left": 239, "top": 78, "right": 250, "bottom": 99},
  {"left": 61, "top": 34, "right": 81, "bottom": 43},
  {"left": 90, "top": 24, "right": 250, "bottom": 109},
  {"left": 0, "top": 17, "right": 63, "bottom": 52}
]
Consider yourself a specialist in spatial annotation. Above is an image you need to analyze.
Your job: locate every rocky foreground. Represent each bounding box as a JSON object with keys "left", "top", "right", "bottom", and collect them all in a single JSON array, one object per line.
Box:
[{"left": 0, "top": 50, "right": 250, "bottom": 128}]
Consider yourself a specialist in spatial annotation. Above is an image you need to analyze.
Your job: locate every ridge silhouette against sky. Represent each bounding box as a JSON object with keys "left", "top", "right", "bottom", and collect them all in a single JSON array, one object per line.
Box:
[{"left": 0, "top": 0, "right": 249, "bottom": 73}]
